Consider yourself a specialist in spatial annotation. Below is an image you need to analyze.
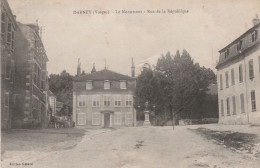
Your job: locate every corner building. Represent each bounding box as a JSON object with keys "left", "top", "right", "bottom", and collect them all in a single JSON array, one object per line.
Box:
[
  {"left": 216, "top": 17, "right": 260, "bottom": 125},
  {"left": 73, "top": 68, "right": 137, "bottom": 128}
]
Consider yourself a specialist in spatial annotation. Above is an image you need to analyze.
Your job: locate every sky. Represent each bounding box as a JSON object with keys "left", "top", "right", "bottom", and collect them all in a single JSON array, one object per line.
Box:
[{"left": 8, "top": 0, "right": 260, "bottom": 76}]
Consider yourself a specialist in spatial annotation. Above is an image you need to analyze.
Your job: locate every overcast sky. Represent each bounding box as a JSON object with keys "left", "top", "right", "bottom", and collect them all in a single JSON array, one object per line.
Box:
[{"left": 8, "top": 0, "right": 260, "bottom": 76}]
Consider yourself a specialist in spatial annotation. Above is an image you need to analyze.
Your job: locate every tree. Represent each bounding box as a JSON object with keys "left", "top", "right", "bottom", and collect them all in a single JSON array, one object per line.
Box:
[
  {"left": 135, "top": 49, "right": 217, "bottom": 127},
  {"left": 49, "top": 70, "right": 73, "bottom": 117}
]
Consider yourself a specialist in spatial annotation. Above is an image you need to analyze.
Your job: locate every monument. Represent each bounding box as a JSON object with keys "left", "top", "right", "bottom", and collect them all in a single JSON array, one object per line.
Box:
[{"left": 143, "top": 101, "right": 151, "bottom": 126}]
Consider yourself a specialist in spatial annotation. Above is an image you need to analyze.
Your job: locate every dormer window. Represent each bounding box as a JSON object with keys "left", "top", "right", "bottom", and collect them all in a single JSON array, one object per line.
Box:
[
  {"left": 224, "top": 48, "right": 229, "bottom": 59},
  {"left": 86, "top": 80, "right": 92, "bottom": 90},
  {"left": 252, "top": 30, "right": 258, "bottom": 42},
  {"left": 104, "top": 80, "right": 110, "bottom": 89},
  {"left": 120, "top": 80, "right": 127, "bottom": 89},
  {"left": 237, "top": 40, "right": 243, "bottom": 51}
]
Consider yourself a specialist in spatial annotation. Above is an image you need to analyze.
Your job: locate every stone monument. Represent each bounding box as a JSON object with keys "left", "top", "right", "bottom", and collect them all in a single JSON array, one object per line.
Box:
[{"left": 143, "top": 101, "right": 151, "bottom": 126}]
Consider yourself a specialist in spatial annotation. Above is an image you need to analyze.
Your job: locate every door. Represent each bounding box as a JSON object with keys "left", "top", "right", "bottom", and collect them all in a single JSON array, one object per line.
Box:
[{"left": 104, "top": 113, "right": 110, "bottom": 128}]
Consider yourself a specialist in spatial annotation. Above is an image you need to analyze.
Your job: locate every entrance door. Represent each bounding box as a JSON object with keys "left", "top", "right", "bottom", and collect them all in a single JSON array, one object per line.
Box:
[{"left": 104, "top": 113, "right": 110, "bottom": 128}]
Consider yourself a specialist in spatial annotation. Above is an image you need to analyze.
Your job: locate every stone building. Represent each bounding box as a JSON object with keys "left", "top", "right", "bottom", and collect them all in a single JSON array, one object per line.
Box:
[
  {"left": 216, "top": 16, "right": 260, "bottom": 125},
  {"left": 73, "top": 62, "right": 136, "bottom": 128},
  {"left": 12, "top": 22, "right": 49, "bottom": 128},
  {"left": 1, "top": 0, "right": 18, "bottom": 129}
]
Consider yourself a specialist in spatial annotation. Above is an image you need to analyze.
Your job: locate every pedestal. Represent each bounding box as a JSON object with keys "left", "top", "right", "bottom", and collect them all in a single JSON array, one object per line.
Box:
[{"left": 143, "top": 110, "right": 151, "bottom": 126}]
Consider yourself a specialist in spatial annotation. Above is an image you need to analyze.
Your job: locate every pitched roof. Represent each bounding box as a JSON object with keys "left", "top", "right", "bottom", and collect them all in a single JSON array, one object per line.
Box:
[{"left": 74, "top": 69, "right": 135, "bottom": 81}]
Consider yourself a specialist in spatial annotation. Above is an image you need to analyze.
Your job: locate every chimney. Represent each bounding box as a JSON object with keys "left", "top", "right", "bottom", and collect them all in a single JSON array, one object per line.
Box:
[
  {"left": 131, "top": 57, "right": 135, "bottom": 77},
  {"left": 253, "top": 14, "right": 260, "bottom": 26},
  {"left": 77, "top": 58, "right": 81, "bottom": 76}
]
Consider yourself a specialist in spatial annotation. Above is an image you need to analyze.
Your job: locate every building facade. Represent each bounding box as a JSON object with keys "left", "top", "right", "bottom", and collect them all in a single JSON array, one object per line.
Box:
[
  {"left": 216, "top": 17, "right": 260, "bottom": 125},
  {"left": 73, "top": 66, "right": 137, "bottom": 128},
  {"left": 1, "top": 0, "right": 17, "bottom": 129},
  {"left": 12, "top": 22, "right": 49, "bottom": 128}
]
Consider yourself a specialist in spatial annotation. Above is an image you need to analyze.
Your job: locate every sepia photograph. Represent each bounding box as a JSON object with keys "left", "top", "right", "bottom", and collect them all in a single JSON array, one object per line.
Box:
[{"left": 1, "top": 0, "right": 260, "bottom": 167}]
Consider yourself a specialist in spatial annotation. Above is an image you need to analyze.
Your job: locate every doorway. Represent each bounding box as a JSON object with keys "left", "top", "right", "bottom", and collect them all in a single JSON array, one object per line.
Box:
[{"left": 104, "top": 113, "right": 110, "bottom": 128}]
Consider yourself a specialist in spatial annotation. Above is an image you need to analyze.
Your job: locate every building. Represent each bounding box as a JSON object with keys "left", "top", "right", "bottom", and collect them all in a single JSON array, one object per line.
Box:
[
  {"left": 73, "top": 62, "right": 136, "bottom": 128},
  {"left": 1, "top": 0, "right": 18, "bottom": 129},
  {"left": 12, "top": 22, "right": 49, "bottom": 128},
  {"left": 216, "top": 16, "right": 260, "bottom": 125}
]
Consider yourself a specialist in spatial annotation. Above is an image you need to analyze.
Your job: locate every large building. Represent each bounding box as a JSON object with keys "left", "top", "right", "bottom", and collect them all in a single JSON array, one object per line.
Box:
[
  {"left": 216, "top": 16, "right": 260, "bottom": 125},
  {"left": 12, "top": 22, "right": 49, "bottom": 128},
  {"left": 1, "top": 0, "right": 18, "bottom": 129},
  {"left": 73, "top": 63, "right": 136, "bottom": 128}
]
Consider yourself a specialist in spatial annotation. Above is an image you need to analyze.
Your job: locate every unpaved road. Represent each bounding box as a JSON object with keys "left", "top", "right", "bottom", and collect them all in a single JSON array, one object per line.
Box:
[{"left": 2, "top": 126, "right": 260, "bottom": 168}]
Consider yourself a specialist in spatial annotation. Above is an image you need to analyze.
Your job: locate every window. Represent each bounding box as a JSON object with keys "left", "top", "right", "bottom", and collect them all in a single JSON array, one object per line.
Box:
[
  {"left": 125, "top": 95, "right": 133, "bottom": 106},
  {"left": 3, "top": 92, "right": 9, "bottom": 120},
  {"left": 114, "top": 95, "right": 121, "bottom": 106},
  {"left": 78, "top": 95, "right": 86, "bottom": 107},
  {"left": 220, "top": 74, "right": 223, "bottom": 90},
  {"left": 104, "top": 95, "right": 111, "bottom": 106},
  {"left": 252, "top": 30, "right": 258, "bottom": 42},
  {"left": 125, "top": 112, "right": 133, "bottom": 125},
  {"left": 240, "top": 94, "right": 245, "bottom": 113},
  {"left": 11, "top": 30, "right": 14, "bottom": 50},
  {"left": 224, "top": 48, "right": 229, "bottom": 59},
  {"left": 5, "top": 55, "right": 11, "bottom": 79},
  {"left": 86, "top": 80, "right": 92, "bottom": 90},
  {"left": 114, "top": 112, "right": 121, "bottom": 125},
  {"left": 258, "top": 56, "right": 260, "bottom": 74},
  {"left": 251, "top": 90, "right": 256, "bottom": 112},
  {"left": 239, "top": 64, "right": 243, "bottom": 82},
  {"left": 104, "top": 80, "right": 110, "bottom": 89},
  {"left": 92, "top": 112, "right": 100, "bottom": 125},
  {"left": 120, "top": 80, "right": 127, "bottom": 89},
  {"left": 237, "top": 40, "right": 243, "bottom": 51},
  {"left": 232, "top": 96, "right": 236, "bottom": 115},
  {"left": 77, "top": 113, "right": 86, "bottom": 125},
  {"left": 92, "top": 95, "right": 100, "bottom": 107},
  {"left": 1, "top": 48, "right": 5, "bottom": 75},
  {"left": 226, "top": 98, "right": 230, "bottom": 116},
  {"left": 7, "top": 22, "right": 11, "bottom": 44},
  {"left": 231, "top": 69, "right": 235, "bottom": 85},
  {"left": 225, "top": 71, "right": 229, "bottom": 88},
  {"left": 1, "top": 12, "right": 6, "bottom": 40},
  {"left": 221, "top": 99, "right": 224, "bottom": 116},
  {"left": 249, "top": 59, "right": 254, "bottom": 79}
]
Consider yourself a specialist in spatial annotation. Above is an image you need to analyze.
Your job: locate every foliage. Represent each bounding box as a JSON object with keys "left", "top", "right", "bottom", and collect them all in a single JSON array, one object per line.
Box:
[
  {"left": 135, "top": 50, "right": 217, "bottom": 124},
  {"left": 49, "top": 70, "right": 73, "bottom": 116}
]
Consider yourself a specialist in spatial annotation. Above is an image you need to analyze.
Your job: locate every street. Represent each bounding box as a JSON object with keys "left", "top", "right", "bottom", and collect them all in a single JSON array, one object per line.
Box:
[{"left": 2, "top": 126, "right": 260, "bottom": 168}]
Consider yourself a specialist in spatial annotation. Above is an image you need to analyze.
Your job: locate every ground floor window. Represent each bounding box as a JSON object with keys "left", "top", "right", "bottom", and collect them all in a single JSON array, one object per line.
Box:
[
  {"left": 240, "top": 93, "right": 245, "bottom": 113},
  {"left": 92, "top": 112, "right": 100, "bottom": 125},
  {"left": 226, "top": 98, "right": 230, "bottom": 116},
  {"left": 251, "top": 90, "right": 256, "bottom": 112},
  {"left": 77, "top": 113, "right": 86, "bottom": 125},
  {"left": 125, "top": 112, "right": 133, "bottom": 125},
  {"left": 232, "top": 96, "right": 236, "bottom": 115},
  {"left": 220, "top": 99, "right": 224, "bottom": 116},
  {"left": 3, "top": 92, "right": 9, "bottom": 120},
  {"left": 114, "top": 112, "right": 121, "bottom": 125}
]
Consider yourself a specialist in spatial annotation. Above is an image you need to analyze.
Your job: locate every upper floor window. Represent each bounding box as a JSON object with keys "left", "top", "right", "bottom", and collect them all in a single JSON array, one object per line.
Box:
[
  {"left": 104, "top": 80, "right": 110, "bottom": 89},
  {"left": 86, "top": 80, "right": 92, "bottom": 90},
  {"left": 78, "top": 95, "right": 86, "bottom": 107},
  {"left": 104, "top": 95, "right": 111, "bottom": 106},
  {"left": 220, "top": 74, "right": 223, "bottom": 90},
  {"left": 3, "top": 92, "right": 9, "bottom": 120},
  {"left": 237, "top": 40, "right": 243, "bottom": 51},
  {"left": 114, "top": 95, "right": 121, "bottom": 106},
  {"left": 120, "top": 80, "right": 127, "bottom": 89},
  {"left": 125, "top": 95, "right": 133, "bottom": 106},
  {"left": 251, "top": 90, "right": 256, "bottom": 112},
  {"left": 224, "top": 48, "right": 230, "bottom": 59},
  {"left": 1, "top": 12, "right": 6, "bottom": 39},
  {"left": 239, "top": 64, "right": 243, "bottom": 83},
  {"left": 252, "top": 30, "right": 258, "bottom": 42},
  {"left": 92, "top": 95, "right": 100, "bottom": 107},
  {"left": 5, "top": 55, "right": 11, "bottom": 80},
  {"left": 231, "top": 68, "right": 235, "bottom": 85},
  {"left": 248, "top": 59, "right": 254, "bottom": 80},
  {"left": 225, "top": 71, "right": 229, "bottom": 88}
]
